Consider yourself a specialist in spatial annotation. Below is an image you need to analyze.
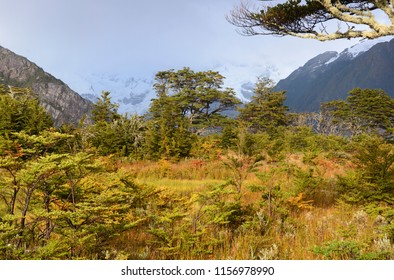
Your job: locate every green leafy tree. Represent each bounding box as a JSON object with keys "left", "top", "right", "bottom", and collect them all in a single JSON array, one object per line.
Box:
[
  {"left": 0, "top": 127, "right": 151, "bottom": 259},
  {"left": 152, "top": 68, "right": 241, "bottom": 133},
  {"left": 228, "top": 0, "right": 394, "bottom": 41},
  {"left": 145, "top": 68, "right": 239, "bottom": 159},
  {"left": 109, "top": 114, "right": 145, "bottom": 157},
  {"left": 0, "top": 130, "right": 73, "bottom": 257},
  {"left": 88, "top": 92, "right": 145, "bottom": 157},
  {"left": 238, "top": 77, "right": 288, "bottom": 133},
  {"left": 337, "top": 134, "right": 394, "bottom": 205},
  {"left": 321, "top": 88, "right": 394, "bottom": 136},
  {"left": 347, "top": 88, "right": 394, "bottom": 130},
  {"left": 353, "top": 135, "right": 394, "bottom": 203},
  {"left": 91, "top": 91, "right": 120, "bottom": 123},
  {"left": 145, "top": 94, "right": 194, "bottom": 159},
  {"left": 0, "top": 85, "right": 52, "bottom": 135}
]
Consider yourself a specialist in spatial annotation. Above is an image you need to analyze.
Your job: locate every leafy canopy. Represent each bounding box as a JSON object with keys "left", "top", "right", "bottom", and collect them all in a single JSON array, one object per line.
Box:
[
  {"left": 238, "top": 77, "right": 289, "bottom": 133},
  {"left": 321, "top": 88, "right": 394, "bottom": 134},
  {"left": 150, "top": 67, "right": 241, "bottom": 131},
  {"left": 144, "top": 68, "right": 241, "bottom": 160}
]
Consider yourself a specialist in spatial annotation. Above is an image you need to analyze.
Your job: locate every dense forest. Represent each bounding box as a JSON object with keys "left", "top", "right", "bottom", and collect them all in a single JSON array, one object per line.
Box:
[{"left": 0, "top": 68, "right": 393, "bottom": 260}]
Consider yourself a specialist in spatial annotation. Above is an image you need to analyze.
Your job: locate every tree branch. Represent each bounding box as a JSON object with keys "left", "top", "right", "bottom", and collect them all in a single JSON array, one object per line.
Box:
[{"left": 228, "top": 0, "right": 394, "bottom": 40}]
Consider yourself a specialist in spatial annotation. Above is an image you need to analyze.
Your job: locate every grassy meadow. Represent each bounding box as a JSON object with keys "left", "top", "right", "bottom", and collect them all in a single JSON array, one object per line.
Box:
[{"left": 106, "top": 143, "right": 394, "bottom": 260}]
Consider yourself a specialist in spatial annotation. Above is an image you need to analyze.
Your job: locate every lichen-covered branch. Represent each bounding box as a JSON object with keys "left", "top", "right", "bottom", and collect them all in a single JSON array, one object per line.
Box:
[{"left": 228, "top": 0, "right": 394, "bottom": 41}]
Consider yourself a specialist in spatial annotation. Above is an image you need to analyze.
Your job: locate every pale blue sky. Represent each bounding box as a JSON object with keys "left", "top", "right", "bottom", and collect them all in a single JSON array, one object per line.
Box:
[{"left": 0, "top": 0, "right": 358, "bottom": 83}]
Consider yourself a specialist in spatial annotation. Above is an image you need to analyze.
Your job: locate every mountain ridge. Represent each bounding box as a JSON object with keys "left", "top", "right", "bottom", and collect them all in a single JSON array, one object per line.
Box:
[
  {"left": 276, "top": 37, "right": 394, "bottom": 112},
  {"left": 3, "top": 36, "right": 393, "bottom": 122},
  {"left": 0, "top": 45, "right": 93, "bottom": 126}
]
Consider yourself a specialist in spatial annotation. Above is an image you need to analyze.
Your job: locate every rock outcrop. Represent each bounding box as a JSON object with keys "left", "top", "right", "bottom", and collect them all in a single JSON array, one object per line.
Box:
[{"left": 0, "top": 46, "right": 93, "bottom": 126}]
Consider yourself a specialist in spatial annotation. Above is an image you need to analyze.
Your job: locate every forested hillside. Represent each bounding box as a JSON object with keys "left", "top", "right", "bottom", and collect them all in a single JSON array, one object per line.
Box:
[{"left": 1, "top": 68, "right": 393, "bottom": 260}]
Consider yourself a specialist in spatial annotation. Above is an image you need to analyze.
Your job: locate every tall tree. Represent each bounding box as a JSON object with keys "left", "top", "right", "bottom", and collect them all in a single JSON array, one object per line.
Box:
[
  {"left": 145, "top": 94, "right": 194, "bottom": 159},
  {"left": 145, "top": 68, "right": 240, "bottom": 159},
  {"left": 91, "top": 91, "right": 120, "bottom": 124},
  {"left": 89, "top": 91, "right": 146, "bottom": 156},
  {"left": 238, "top": 77, "right": 288, "bottom": 133},
  {"left": 152, "top": 68, "right": 241, "bottom": 132},
  {"left": 228, "top": 0, "right": 394, "bottom": 41}
]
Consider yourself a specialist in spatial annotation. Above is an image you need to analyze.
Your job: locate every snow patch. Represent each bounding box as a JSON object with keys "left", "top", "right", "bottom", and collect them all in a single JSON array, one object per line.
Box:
[
  {"left": 325, "top": 53, "right": 340, "bottom": 65},
  {"left": 67, "top": 72, "right": 155, "bottom": 115},
  {"left": 346, "top": 36, "right": 393, "bottom": 57},
  {"left": 325, "top": 36, "right": 394, "bottom": 65},
  {"left": 212, "top": 63, "right": 280, "bottom": 102}
]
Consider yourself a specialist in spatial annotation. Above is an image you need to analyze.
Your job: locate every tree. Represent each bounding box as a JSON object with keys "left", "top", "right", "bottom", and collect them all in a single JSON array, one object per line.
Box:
[
  {"left": 110, "top": 114, "right": 145, "bottom": 157},
  {"left": 88, "top": 92, "right": 146, "bottom": 156},
  {"left": 228, "top": 0, "right": 394, "bottom": 41},
  {"left": 0, "top": 85, "right": 52, "bottom": 135},
  {"left": 0, "top": 127, "right": 149, "bottom": 259},
  {"left": 151, "top": 68, "right": 241, "bottom": 133},
  {"left": 321, "top": 88, "right": 394, "bottom": 135},
  {"left": 91, "top": 91, "right": 120, "bottom": 124},
  {"left": 144, "top": 68, "right": 240, "bottom": 159},
  {"left": 145, "top": 94, "right": 194, "bottom": 159},
  {"left": 238, "top": 77, "right": 288, "bottom": 133},
  {"left": 337, "top": 134, "right": 394, "bottom": 205}
]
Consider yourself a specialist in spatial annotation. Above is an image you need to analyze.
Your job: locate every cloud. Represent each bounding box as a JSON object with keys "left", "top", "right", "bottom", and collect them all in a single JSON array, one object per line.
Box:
[{"left": 0, "top": 0, "right": 357, "bottom": 82}]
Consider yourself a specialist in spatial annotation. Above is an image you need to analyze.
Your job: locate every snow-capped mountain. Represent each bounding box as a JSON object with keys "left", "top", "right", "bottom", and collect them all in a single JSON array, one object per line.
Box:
[
  {"left": 325, "top": 36, "right": 394, "bottom": 64},
  {"left": 67, "top": 63, "right": 280, "bottom": 115},
  {"left": 275, "top": 36, "right": 394, "bottom": 112},
  {"left": 213, "top": 63, "right": 281, "bottom": 102},
  {"left": 66, "top": 73, "right": 155, "bottom": 115},
  {"left": 64, "top": 35, "right": 394, "bottom": 116}
]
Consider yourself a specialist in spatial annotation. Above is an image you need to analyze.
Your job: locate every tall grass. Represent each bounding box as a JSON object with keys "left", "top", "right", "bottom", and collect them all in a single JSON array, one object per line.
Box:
[{"left": 108, "top": 152, "right": 393, "bottom": 260}]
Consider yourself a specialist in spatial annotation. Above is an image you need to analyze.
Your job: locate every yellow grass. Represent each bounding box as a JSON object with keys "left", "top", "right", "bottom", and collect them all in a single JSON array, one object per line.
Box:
[
  {"left": 135, "top": 178, "right": 225, "bottom": 195},
  {"left": 111, "top": 154, "right": 393, "bottom": 260}
]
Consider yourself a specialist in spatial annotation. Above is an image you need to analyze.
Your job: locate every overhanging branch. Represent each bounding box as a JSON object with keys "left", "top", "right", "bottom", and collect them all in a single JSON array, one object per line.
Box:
[{"left": 228, "top": 0, "right": 394, "bottom": 40}]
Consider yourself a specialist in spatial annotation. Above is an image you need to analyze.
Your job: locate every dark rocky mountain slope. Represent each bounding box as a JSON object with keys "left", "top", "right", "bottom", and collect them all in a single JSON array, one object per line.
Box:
[
  {"left": 275, "top": 37, "right": 394, "bottom": 112},
  {"left": 0, "top": 46, "right": 93, "bottom": 126}
]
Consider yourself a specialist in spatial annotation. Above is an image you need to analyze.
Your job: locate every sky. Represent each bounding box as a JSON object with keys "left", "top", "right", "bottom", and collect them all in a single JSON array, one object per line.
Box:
[{"left": 0, "top": 0, "right": 361, "bottom": 86}]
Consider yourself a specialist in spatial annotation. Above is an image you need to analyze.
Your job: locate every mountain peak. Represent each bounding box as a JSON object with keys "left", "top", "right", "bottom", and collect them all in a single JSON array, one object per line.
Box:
[
  {"left": 325, "top": 36, "right": 394, "bottom": 65},
  {"left": 275, "top": 37, "right": 394, "bottom": 112}
]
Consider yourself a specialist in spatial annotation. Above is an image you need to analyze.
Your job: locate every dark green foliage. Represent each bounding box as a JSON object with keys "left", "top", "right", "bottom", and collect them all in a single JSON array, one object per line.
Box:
[
  {"left": 144, "top": 102, "right": 194, "bottom": 160},
  {"left": 347, "top": 88, "right": 394, "bottom": 129},
  {"left": 313, "top": 235, "right": 394, "bottom": 260},
  {"left": 228, "top": 0, "right": 394, "bottom": 40},
  {"left": 88, "top": 92, "right": 145, "bottom": 157},
  {"left": 195, "top": 182, "right": 244, "bottom": 228},
  {"left": 321, "top": 88, "right": 394, "bottom": 136},
  {"left": 229, "top": 0, "right": 328, "bottom": 36},
  {"left": 91, "top": 91, "right": 120, "bottom": 123},
  {"left": 313, "top": 240, "right": 365, "bottom": 259},
  {"left": 0, "top": 85, "right": 52, "bottom": 135},
  {"left": 238, "top": 77, "right": 288, "bottom": 134},
  {"left": 337, "top": 134, "right": 394, "bottom": 205},
  {"left": 352, "top": 135, "right": 394, "bottom": 185},
  {"left": 145, "top": 68, "right": 240, "bottom": 160},
  {"left": 152, "top": 67, "right": 241, "bottom": 131},
  {"left": 220, "top": 119, "right": 238, "bottom": 149}
]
